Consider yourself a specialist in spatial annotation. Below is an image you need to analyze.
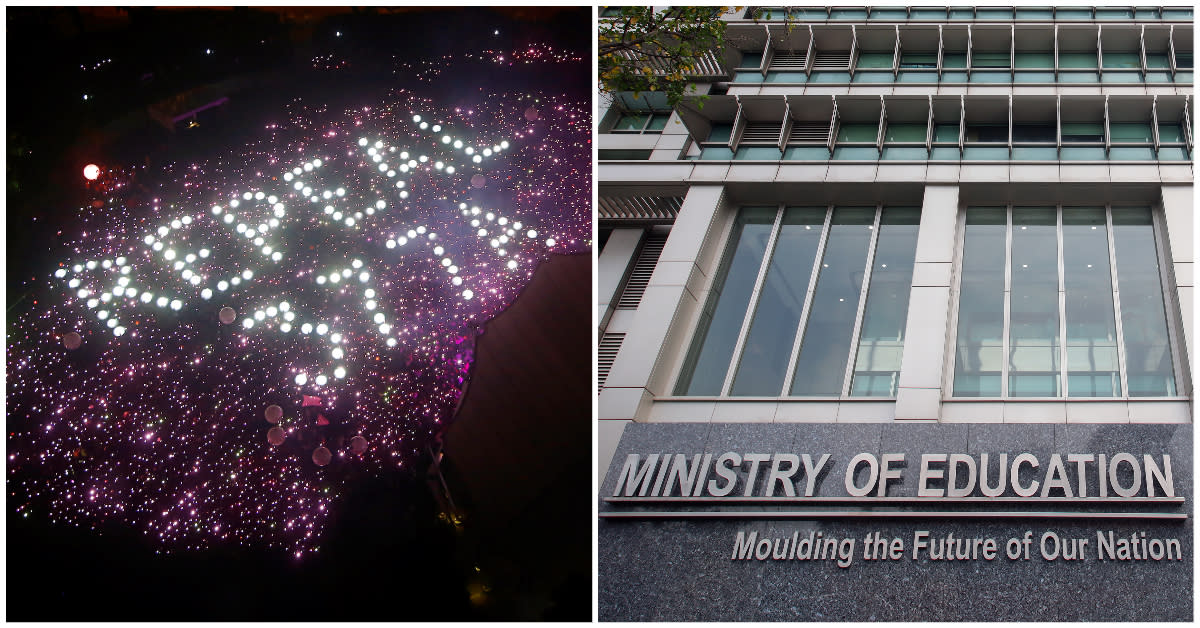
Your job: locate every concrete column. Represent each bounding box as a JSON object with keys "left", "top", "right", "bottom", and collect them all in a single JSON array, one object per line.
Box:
[
  {"left": 597, "top": 228, "right": 645, "bottom": 332},
  {"left": 598, "top": 184, "right": 727, "bottom": 475},
  {"left": 1160, "top": 185, "right": 1194, "bottom": 376},
  {"left": 894, "top": 185, "right": 960, "bottom": 421}
]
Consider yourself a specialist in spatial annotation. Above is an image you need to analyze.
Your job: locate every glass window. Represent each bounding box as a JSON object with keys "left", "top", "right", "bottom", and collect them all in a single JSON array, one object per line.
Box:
[
  {"left": 783, "top": 146, "right": 830, "bottom": 160},
  {"left": 1145, "top": 53, "right": 1171, "bottom": 69},
  {"left": 1145, "top": 71, "right": 1174, "bottom": 83},
  {"left": 1061, "top": 123, "right": 1104, "bottom": 142},
  {"left": 1062, "top": 208, "right": 1120, "bottom": 396},
  {"left": 730, "top": 208, "right": 826, "bottom": 396},
  {"left": 734, "top": 71, "right": 764, "bottom": 83},
  {"left": 941, "top": 71, "right": 969, "bottom": 83},
  {"left": 850, "top": 208, "right": 921, "bottom": 396},
  {"left": 948, "top": 8, "right": 974, "bottom": 20},
  {"left": 735, "top": 146, "right": 783, "bottom": 160},
  {"left": 1012, "top": 125, "right": 1056, "bottom": 142},
  {"left": 698, "top": 146, "right": 735, "bottom": 160},
  {"left": 952, "top": 205, "right": 1179, "bottom": 398},
  {"left": 930, "top": 147, "right": 962, "bottom": 160},
  {"left": 965, "top": 125, "right": 1007, "bottom": 142},
  {"left": 977, "top": 8, "right": 1013, "bottom": 19},
  {"left": 954, "top": 208, "right": 1007, "bottom": 396},
  {"left": 881, "top": 146, "right": 929, "bottom": 160},
  {"left": 837, "top": 123, "right": 879, "bottom": 143},
  {"left": 1059, "top": 71, "right": 1101, "bottom": 83},
  {"left": 897, "top": 70, "right": 938, "bottom": 82},
  {"left": 970, "top": 71, "right": 1011, "bottom": 83},
  {"left": 1059, "top": 146, "right": 1106, "bottom": 160},
  {"left": 1015, "top": 71, "right": 1057, "bottom": 83},
  {"left": 1059, "top": 52, "right": 1098, "bottom": 68},
  {"left": 910, "top": 8, "right": 946, "bottom": 20},
  {"left": 677, "top": 208, "right": 776, "bottom": 395},
  {"left": 765, "top": 71, "right": 807, "bottom": 83},
  {"left": 678, "top": 205, "right": 920, "bottom": 398},
  {"left": 869, "top": 7, "right": 908, "bottom": 20},
  {"left": 738, "top": 51, "right": 764, "bottom": 69},
  {"left": 885, "top": 124, "right": 927, "bottom": 143},
  {"left": 1015, "top": 52, "right": 1053, "bottom": 68},
  {"left": 900, "top": 53, "right": 938, "bottom": 68},
  {"left": 1109, "top": 123, "right": 1153, "bottom": 143},
  {"left": 1176, "top": 71, "right": 1193, "bottom": 83},
  {"left": 857, "top": 52, "right": 895, "bottom": 69},
  {"left": 1176, "top": 53, "right": 1193, "bottom": 69},
  {"left": 810, "top": 71, "right": 852, "bottom": 83},
  {"left": 598, "top": 149, "right": 652, "bottom": 160},
  {"left": 1056, "top": 8, "right": 1093, "bottom": 19},
  {"left": 1161, "top": 8, "right": 1192, "bottom": 20},
  {"left": 933, "top": 124, "right": 960, "bottom": 142},
  {"left": 830, "top": 8, "right": 867, "bottom": 20},
  {"left": 1095, "top": 8, "right": 1135, "bottom": 19},
  {"left": 1101, "top": 71, "right": 1143, "bottom": 83},
  {"left": 1015, "top": 8, "right": 1053, "bottom": 20},
  {"left": 1157, "top": 146, "right": 1190, "bottom": 161},
  {"left": 1157, "top": 123, "right": 1185, "bottom": 143},
  {"left": 972, "top": 51, "right": 1010, "bottom": 68},
  {"left": 852, "top": 71, "right": 896, "bottom": 83},
  {"left": 1135, "top": 7, "right": 1160, "bottom": 19},
  {"left": 1109, "top": 146, "right": 1156, "bottom": 160},
  {"left": 831, "top": 146, "right": 880, "bottom": 160},
  {"left": 612, "top": 114, "right": 650, "bottom": 131},
  {"left": 1012, "top": 146, "right": 1058, "bottom": 160},
  {"left": 1112, "top": 208, "right": 1176, "bottom": 396},
  {"left": 963, "top": 146, "right": 1009, "bottom": 160},
  {"left": 708, "top": 124, "right": 733, "bottom": 143},
  {"left": 943, "top": 53, "right": 967, "bottom": 68},
  {"left": 790, "top": 208, "right": 876, "bottom": 396},
  {"left": 1103, "top": 52, "right": 1141, "bottom": 69}
]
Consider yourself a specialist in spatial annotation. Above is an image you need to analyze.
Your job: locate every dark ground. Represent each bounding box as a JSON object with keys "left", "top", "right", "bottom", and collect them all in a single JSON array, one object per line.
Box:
[{"left": 5, "top": 7, "right": 592, "bottom": 621}]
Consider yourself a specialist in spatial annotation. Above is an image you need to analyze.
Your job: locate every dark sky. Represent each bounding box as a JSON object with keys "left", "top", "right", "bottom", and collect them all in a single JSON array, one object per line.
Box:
[{"left": 5, "top": 7, "right": 592, "bottom": 621}]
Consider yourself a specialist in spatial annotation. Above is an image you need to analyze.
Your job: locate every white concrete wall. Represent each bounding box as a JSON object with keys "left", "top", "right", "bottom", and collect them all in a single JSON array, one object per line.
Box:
[{"left": 597, "top": 228, "right": 644, "bottom": 332}]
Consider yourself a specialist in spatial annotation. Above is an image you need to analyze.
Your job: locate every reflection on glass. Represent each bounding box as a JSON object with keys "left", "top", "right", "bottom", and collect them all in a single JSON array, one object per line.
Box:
[
  {"left": 953, "top": 208, "right": 1006, "bottom": 396},
  {"left": 1009, "top": 208, "right": 1060, "bottom": 396},
  {"left": 1112, "top": 208, "right": 1176, "bottom": 396},
  {"left": 731, "top": 208, "right": 825, "bottom": 395},
  {"left": 677, "top": 208, "right": 775, "bottom": 395},
  {"left": 790, "top": 208, "right": 874, "bottom": 395},
  {"left": 1062, "top": 208, "right": 1120, "bottom": 396},
  {"left": 850, "top": 208, "right": 920, "bottom": 396}
]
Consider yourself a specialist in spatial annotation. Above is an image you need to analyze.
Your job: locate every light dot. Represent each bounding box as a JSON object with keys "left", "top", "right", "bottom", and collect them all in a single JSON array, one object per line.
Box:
[
  {"left": 295, "top": 373, "right": 308, "bottom": 385},
  {"left": 462, "top": 289, "right": 474, "bottom": 300},
  {"left": 315, "top": 375, "right": 328, "bottom": 386},
  {"left": 546, "top": 238, "right": 556, "bottom": 247}
]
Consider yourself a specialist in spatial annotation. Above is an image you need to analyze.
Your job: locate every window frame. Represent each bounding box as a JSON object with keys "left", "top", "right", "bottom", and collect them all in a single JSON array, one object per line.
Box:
[
  {"left": 946, "top": 203, "right": 1185, "bottom": 400},
  {"left": 675, "top": 203, "right": 919, "bottom": 399},
  {"left": 608, "top": 111, "right": 672, "bottom": 135}
]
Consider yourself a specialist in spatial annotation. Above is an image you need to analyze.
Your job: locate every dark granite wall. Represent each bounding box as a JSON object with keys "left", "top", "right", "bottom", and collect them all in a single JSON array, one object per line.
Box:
[{"left": 598, "top": 423, "right": 1192, "bottom": 622}]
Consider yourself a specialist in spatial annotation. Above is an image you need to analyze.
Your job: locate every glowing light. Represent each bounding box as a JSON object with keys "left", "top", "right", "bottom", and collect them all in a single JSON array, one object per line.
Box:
[{"left": 83, "top": 164, "right": 100, "bottom": 180}]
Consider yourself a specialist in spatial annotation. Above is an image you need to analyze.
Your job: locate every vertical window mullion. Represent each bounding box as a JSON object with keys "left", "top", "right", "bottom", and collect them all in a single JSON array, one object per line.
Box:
[
  {"left": 720, "top": 205, "right": 786, "bottom": 396},
  {"left": 1105, "top": 205, "right": 1131, "bottom": 398},
  {"left": 1001, "top": 204, "right": 1012, "bottom": 398},
  {"left": 946, "top": 208, "right": 967, "bottom": 395},
  {"left": 840, "top": 204, "right": 883, "bottom": 397},
  {"left": 781, "top": 205, "right": 834, "bottom": 395},
  {"left": 1057, "top": 205, "right": 1068, "bottom": 398}
]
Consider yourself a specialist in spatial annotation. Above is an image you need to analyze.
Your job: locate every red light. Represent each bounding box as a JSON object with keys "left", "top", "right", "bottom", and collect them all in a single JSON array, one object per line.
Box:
[{"left": 83, "top": 164, "right": 100, "bottom": 180}]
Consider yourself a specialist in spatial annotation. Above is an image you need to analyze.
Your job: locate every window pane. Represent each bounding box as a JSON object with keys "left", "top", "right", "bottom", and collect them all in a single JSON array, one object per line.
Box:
[
  {"left": 1110, "top": 146, "right": 1156, "bottom": 160},
  {"left": 857, "top": 52, "right": 894, "bottom": 69},
  {"left": 731, "top": 208, "right": 826, "bottom": 396},
  {"left": 699, "top": 146, "right": 735, "bottom": 160},
  {"left": 954, "top": 208, "right": 1007, "bottom": 396},
  {"left": 733, "top": 71, "right": 764, "bottom": 83},
  {"left": 1145, "top": 71, "right": 1173, "bottom": 83},
  {"left": 881, "top": 147, "right": 929, "bottom": 160},
  {"left": 810, "top": 71, "right": 852, "bottom": 83},
  {"left": 837, "top": 123, "right": 879, "bottom": 142},
  {"left": 1015, "top": 52, "right": 1054, "bottom": 68},
  {"left": 963, "top": 146, "right": 1010, "bottom": 160},
  {"left": 738, "top": 51, "right": 764, "bottom": 69},
  {"left": 598, "top": 149, "right": 652, "bottom": 160},
  {"left": 965, "top": 125, "right": 1007, "bottom": 142},
  {"left": 970, "top": 71, "right": 1011, "bottom": 83},
  {"left": 978, "top": 8, "right": 1013, "bottom": 19},
  {"left": 708, "top": 124, "right": 733, "bottom": 143},
  {"left": 678, "top": 208, "right": 777, "bottom": 395},
  {"left": 790, "top": 208, "right": 875, "bottom": 395},
  {"left": 885, "top": 123, "right": 926, "bottom": 143},
  {"left": 1101, "top": 71, "right": 1143, "bottom": 83},
  {"left": 930, "top": 147, "right": 961, "bottom": 160},
  {"left": 646, "top": 114, "right": 669, "bottom": 131},
  {"left": 1175, "top": 71, "right": 1193, "bottom": 84},
  {"left": 765, "top": 71, "right": 808, "bottom": 83},
  {"left": 735, "top": 146, "right": 782, "bottom": 160},
  {"left": 1112, "top": 208, "right": 1176, "bottom": 396},
  {"left": 1059, "top": 71, "right": 1100, "bottom": 83},
  {"left": 943, "top": 53, "right": 967, "bottom": 68},
  {"left": 897, "top": 70, "right": 938, "bottom": 82},
  {"left": 1162, "top": 8, "right": 1192, "bottom": 20},
  {"left": 613, "top": 114, "right": 648, "bottom": 131},
  {"left": 1096, "top": 8, "right": 1134, "bottom": 19},
  {"left": 852, "top": 71, "right": 896, "bottom": 83},
  {"left": 1016, "top": 8, "right": 1053, "bottom": 19},
  {"left": 933, "top": 124, "right": 960, "bottom": 142},
  {"left": 911, "top": 9, "right": 946, "bottom": 19},
  {"left": 1110, "top": 123, "right": 1153, "bottom": 142},
  {"left": 832, "top": 146, "right": 880, "bottom": 160},
  {"left": 1060, "top": 146, "right": 1107, "bottom": 160},
  {"left": 1157, "top": 146, "right": 1189, "bottom": 161},
  {"left": 941, "top": 71, "right": 969, "bottom": 83},
  {"left": 830, "top": 8, "right": 867, "bottom": 19},
  {"left": 901, "top": 53, "right": 938, "bottom": 68},
  {"left": 1015, "top": 71, "right": 1057, "bottom": 83},
  {"left": 1009, "top": 208, "right": 1060, "bottom": 397},
  {"left": 1175, "top": 53, "right": 1193, "bottom": 69},
  {"left": 1103, "top": 52, "right": 1141, "bottom": 69},
  {"left": 1012, "top": 146, "right": 1058, "bottom": 160},
  {"left": 1059, "top": 52, "right": 1098, "bottom": 68},
  {"left": 1061, "top": 123, "right": 1104, "bottom": 142},
  {"left": 783, "top": 146, "right": 831, "bottom": 160},
  {"left": 1146, "top": 53, "right": 1171, "bottom": 69},
  {"left": 972, "top": 52, "right": 1010, "bottom": 68},
  {"left": 1062, "top": 208, "right": 1120, "bottom": 397},
  {"left": 1013, "top": 125, "right": 1056, "bottom": 142},
  {"left": 850, "top": 208, "right": 920, "bottom": 396},
  {"left": 1056, "top": 8, "right": 1093, "bottom": 19}
]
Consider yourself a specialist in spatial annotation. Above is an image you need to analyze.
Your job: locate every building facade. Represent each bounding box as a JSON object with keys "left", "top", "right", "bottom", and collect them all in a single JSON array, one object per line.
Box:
[{"left": 598, "top": 6, "right": 1193, "bottom": 621}]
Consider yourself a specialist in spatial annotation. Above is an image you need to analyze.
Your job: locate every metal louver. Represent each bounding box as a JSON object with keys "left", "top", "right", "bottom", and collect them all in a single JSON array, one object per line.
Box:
[
  {"left": 812, "top": 51, "right": 851, "bottom": 70},
  {"left": 597, "top": 332, "right": 626, "bottom": 393},
  {"left": 616, "top": 233, "right": 668, "bottom": 310},
  {"left": 741, "top": 123, "right": 783, "bottom": 142},
  {"left": 598, "top": 195, "right": 683, "bottom": 223},
  {"left": 788, "top": 122, "right": 832, "bottom": 143},
  {"left": 768, "top": 52, "right": 807, "bottom": 70}
]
